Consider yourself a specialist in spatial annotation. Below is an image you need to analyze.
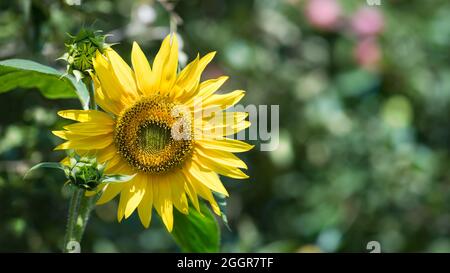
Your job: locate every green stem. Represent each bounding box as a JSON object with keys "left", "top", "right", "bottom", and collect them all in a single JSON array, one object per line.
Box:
[
  {"left": 63, "top": 188, "right": 83, "bottom": 252},
  {"left": 73, "top": 193, "right": 100, "bottom": 241},
  {"left": 62, "top": 76, "right": 98, "bottom": 253},
  {"left": 63, "top": 189, "right": 100, "bottom": 252},
  {"left": 83, "top": 77, "right": 96, "bottom": 110}
]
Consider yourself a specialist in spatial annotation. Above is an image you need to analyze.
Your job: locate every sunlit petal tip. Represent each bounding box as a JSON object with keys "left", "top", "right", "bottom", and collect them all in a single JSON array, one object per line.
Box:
[
  {"left": 142, "top": 219, "right": 151, "bottom": 229},
  {"left": 239, "top": 173, "right": 249, "bottom": 179},
  {"left": 56, "top": 110, "right": 68, "bottom": 118},
  {"left": 221, "top": 191, "right": 230, "bottom": 198},
  {"left": 215, "top": 75, "right": 229, "bottom": 84},
  {"left": 200, "top": 51, "right": 216, "bottom": 65},
  {"left": 131, "top": 41, "right": 141, "bottom": 56},
  {"left": 168, "top": 32, "right": 178, "bottom": 45},
  {"left": 52, "top": 130, "right": 67, "bottom": 139},
  {"left": 207, "top": 51, "right": 217, "bottom": 58},
  {"left": 167, "top": 224, "right": 173, "bottom": 232},
  {"left": 54, "top": 142, "right": 69, "bottom": 150},
  {"left": 117, "top": 213, "right": 124, "bottom": 223},
  {"left": 117, "top": 200, "right": 126, "bottom": 222},
  {"left": 131, "top": 41, "right": 153, "bottom": 94},
  {"left": 131, "top": 41, "right": 145, "bottom": 60},
  {"left": 161, "top": 212, "right": 174, "bottom": 232}
]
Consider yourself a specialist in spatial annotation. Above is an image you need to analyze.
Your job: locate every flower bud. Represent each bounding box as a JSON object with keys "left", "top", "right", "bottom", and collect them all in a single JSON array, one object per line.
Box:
[
  {"left": 59, "top": 28, "right": 111, "bottom": 82},
  {"left": 66, "top": 154, "right": 105, "bottom": 191}
]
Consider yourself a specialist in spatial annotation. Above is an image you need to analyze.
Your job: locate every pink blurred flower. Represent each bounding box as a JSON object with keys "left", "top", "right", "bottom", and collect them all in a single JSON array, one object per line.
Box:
[
  {"left": 305, "top": 0, "right": 341, "bottom": 31},
  {"left": 354, "top": 37, "right": 381, "bottom": 70},
  {"left": 351, "top": 7, "right": 384, "bottom": 37}
]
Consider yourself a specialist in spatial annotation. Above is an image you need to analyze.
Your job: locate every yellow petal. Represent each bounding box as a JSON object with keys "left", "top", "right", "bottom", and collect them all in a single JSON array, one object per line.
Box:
[
  {"left": 132, "top": 42, "right": 153, "bottom": 95},
  {"left": 52, "top": 130, "right": 69, "bottom": 140},
  {"left": 198, "top": 75, "right": 228, "bottom": 97},
  {"left": 124, "top": 174, "right": 146, "bottom": 219},
  {"left": 62, "top": 122, "right": 114, "bottom": 136},
  {"left": 61, "top": 156, "right": 70, "bottom": 166},
  {"left": 54, "top": 134, "right": 113, "bottom": 150},
  {"left": 117, "top": 184, "right": 129, "bottom": 222},
  {"left": 103, "top": 154, "right": 124, "bottom": 172},
  {"left": 138, "top": 175, "right": 154, "bottom": 228},
  {"left": 198, "top": 90, "right": 246, "bottom": 112},
  {"left": 105, "top": 49, "right": 138, "bottom": 99},
  {"left": 183, "top": 173, "right": 200, "bottom": 212},
  {"left": 183, "top": 169, "right": 221, "bottom": 215},
  {"left": 203, "top": 111, "right": 248, "bottom": 123},
  {"left": 196, "top": 137, "right": 254, "bottom": 153},
  {"left": 186, "top": 76, "right": 228, "bottom": 105},
  {"left": 186, "top": 160, "right": 229, "bottom": 196},
  {"left": 174, "top": 55, "right": 198, "bottom": 90},
  {"left": 201, "top": 120, "right": 251, "bottom": 137},
  {"left": 97, "top": 183, "right": 126, "bottom": 205},
  {"left": 169, "top": 171, "right": 189, "bottom": 215},
  {"left": 153, "top": 178, "right": 174, "bottom": 231},
  {"left": 150, "top": 34, "right": 179, "bottom": 94},
  {"left": 91, "top": 73, "right": 122, "bottom": 115},
  {"left": 176, "top": 52, "right": 217, "bottom": 101},
  {"left": 105, "top": 158, "right": 135, "bottom": 175},
  {"left": 198, "top": 186, "right": 221, "bottom": 215},
  {"left": 194, "top": 152, "right": 249, "bottom": 179},
  {"left": 95, "top": 144, "right": 118, "bottom": 164},
  {"left": 57, "top": 110, "right": 114, "bottom": 124},
  {"left": 196, "top": 51, "right": 216, "bottom": 76},
  {"left": 53, "top": 130, "right": 112, "bottom": 141},
  {"left": 196, "top": 146, "right": 247, "bottom": 169},
  {"left": 198, "top": 112, "right": 249, "bottom": 137},
  {"left": 93, "top": 51, "right": 132, "bottom": 109}
]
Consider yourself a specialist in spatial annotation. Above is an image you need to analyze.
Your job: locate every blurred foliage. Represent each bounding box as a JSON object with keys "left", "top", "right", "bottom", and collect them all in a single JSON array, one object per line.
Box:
[{"left": 1, "top": 0, "right": 450, "bottom": 252}]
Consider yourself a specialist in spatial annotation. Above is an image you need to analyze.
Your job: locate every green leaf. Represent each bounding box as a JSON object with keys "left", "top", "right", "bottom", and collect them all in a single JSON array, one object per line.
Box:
[
  {"left": 214, "top": 192, "right": 231, "bottom": 231},
  {"left": 24, "top": 162, "right": 65, "bottom": 179},
  {"left": 172, "top": 201, "right": 220, "bottom": 253},
  {"left": 0, "top": 59, "right": 89, "bottom": 109}
]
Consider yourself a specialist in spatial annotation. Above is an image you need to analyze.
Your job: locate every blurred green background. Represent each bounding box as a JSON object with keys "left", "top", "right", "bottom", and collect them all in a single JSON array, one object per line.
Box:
[{"left": 1, "top": 0, "right": 450, "bottom": 252}]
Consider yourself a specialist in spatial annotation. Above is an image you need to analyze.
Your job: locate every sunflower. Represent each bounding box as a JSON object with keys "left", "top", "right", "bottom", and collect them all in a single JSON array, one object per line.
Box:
[{"left": 53, "top": 34, "right": 252, "bottom": 231}]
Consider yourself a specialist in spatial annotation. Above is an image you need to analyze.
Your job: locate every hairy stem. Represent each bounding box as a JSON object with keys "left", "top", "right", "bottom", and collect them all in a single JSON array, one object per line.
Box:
[
  {"left": 83, "top": 77, "right": 97, "bottom": 110},
  {"left": 73, "top": 193, "right": 100, "bottom": 241},
  {"left": 63, "top": 188, "right": 83, "bottom": 252},
  {"left": 62, "top": 77, "right": 98, "bottom": 253}
]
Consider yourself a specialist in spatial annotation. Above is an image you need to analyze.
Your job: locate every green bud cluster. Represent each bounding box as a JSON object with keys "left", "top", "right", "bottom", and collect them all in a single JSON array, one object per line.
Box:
[
  {"left": 25, "top": 153, "right": 136, "bottom": 191},
  {"left": 59, "top": 28, "right": 111, "bottom": 82},
  {"left": 65, "top": 154, "right": 105, "bottom": 191}
]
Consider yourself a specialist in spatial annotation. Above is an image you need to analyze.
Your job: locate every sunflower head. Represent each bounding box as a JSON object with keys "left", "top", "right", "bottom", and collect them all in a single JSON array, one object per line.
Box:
[
  {"left": 53, "top": 34, "right": 253, "bottom": 231},
  {"left": 114, "top": 95, "right": 194, "bottom": 174}
]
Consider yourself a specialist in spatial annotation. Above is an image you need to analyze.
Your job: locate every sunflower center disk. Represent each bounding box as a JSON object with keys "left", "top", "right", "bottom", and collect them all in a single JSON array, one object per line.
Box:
[
  {"left": 137, "top": 123, "right": 171, "bottom": 154},
  {"left": 114, "top": 96, "right": 194, "bottom": 174}
]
